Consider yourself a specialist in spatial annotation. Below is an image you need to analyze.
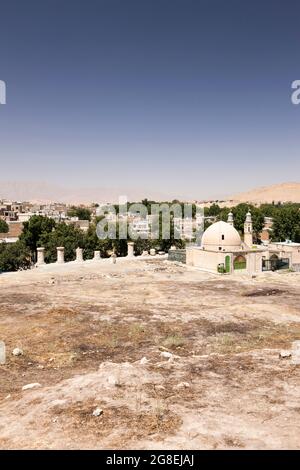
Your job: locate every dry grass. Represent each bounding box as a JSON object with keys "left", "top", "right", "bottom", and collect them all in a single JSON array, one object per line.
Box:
[
  {"left": 51, "top": 399, "right": 182, "bottom": 446},
  {"left": 1, "top": 264, "right": 300, "bottom": 449}
]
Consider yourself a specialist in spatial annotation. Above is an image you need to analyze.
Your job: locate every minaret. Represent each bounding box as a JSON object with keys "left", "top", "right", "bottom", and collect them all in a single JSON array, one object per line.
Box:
[
  {"left": 227, "top": 211, "right": 234, "bottom": 226},
  {"left": 244, "top": 210, "right": 253, "bottom": 247}
]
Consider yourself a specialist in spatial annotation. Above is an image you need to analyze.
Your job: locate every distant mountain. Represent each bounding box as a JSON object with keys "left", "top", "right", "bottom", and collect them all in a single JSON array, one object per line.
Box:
[
  {"left": 0, "top": 181, "right": 181, "bottom": 204},
  {"left": 230, "top": 182, "right": 300, "bottom": 204},
  {"left": 2, "top": 180, "right": 300, "bottom": 205}
]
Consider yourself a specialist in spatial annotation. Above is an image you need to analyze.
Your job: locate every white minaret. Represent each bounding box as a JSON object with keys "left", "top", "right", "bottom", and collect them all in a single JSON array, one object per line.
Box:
[
  {"left": 227, "top": 211, "right": 234, "bottom": 226},
  {"left": 244, "top": 210, "right": 253, "bottom": 247}
]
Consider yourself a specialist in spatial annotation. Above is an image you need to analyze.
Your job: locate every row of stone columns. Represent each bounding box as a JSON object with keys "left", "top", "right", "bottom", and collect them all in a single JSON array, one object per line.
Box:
[{"left": 36, "top": 242, "right": 135, "bottom": 266}]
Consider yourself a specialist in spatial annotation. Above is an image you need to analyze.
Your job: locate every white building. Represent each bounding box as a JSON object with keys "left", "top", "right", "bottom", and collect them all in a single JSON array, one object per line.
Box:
[{"left": 186, "top": 211, "right": 300, "bottom": 274}]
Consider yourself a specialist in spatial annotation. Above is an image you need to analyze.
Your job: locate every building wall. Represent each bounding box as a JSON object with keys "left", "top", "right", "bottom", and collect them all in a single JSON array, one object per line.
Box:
[
  {"left": 245, "top": 251, "right": 263, "bottom": 275},
  {"left": 269, "top": 243, "right": 300, "bottom": 265},
  {"left": 186, "top": 247, "right": 226, "bottom": 272},
  {"left": 0, "top": 221, "right": 23, "bottom": 242}
]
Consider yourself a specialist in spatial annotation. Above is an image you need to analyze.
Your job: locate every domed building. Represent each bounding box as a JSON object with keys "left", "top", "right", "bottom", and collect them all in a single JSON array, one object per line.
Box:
[
  {"left": 201, "top": 221, "right": 242, "bottom": 252},
  {"left": 186, "top": 211, "right": 265, "bottom": 274}
]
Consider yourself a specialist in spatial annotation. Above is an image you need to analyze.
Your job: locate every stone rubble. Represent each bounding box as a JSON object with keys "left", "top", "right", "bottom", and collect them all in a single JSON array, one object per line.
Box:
[
  {"left": 12, "top": 348, "right": 23, "bottom": 357},
  {"left": 22, "top": 383, "right": 42, "bottom": 391}
]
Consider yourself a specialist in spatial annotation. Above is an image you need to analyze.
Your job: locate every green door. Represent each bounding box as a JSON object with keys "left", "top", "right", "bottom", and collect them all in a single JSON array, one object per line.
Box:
[{"left": 225, "top": 255, "right": 231, "bottom": 273}]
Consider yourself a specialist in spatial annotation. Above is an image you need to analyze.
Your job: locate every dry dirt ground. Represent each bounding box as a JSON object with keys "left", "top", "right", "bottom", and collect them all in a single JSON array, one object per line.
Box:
[{"left": 0, "top": 257, "right": 300, "bottom": 449}]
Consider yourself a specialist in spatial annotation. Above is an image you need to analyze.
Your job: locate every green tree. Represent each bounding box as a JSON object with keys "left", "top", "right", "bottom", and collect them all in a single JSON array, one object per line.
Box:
[
  {"left": 133, "top": 238, "right": 154, "bottom": 255},
  {"left": 67, "top": 206, "right": 92, "bottom": 221},
  {"left": 40, "top": 223, "right": 85, "bottom": 263},
  {"left": 272, "top": 206, "right": 300, "bottom": 242},
  {"left": 0, "top": 241, "right": 31, "bottom": 272},
  {"left": 207, "top": 203, "right": 221, "bottom": 217},
  {"left": 20, "top": 215, "right": 56, "bottom": 260},
  {"left": 0, "top": 220, "right": 9, "bottom": 233},
  {"left": 83, "top": 221, "right": 112, "bottom": 259}
]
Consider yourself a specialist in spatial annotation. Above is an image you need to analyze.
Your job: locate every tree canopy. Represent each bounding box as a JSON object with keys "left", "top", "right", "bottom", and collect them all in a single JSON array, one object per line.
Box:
[
  {"left": 20, "top": 215, "right": 56, "bottom": 259},
  {"left": 0, "top": 220, "right": 9, "bottom": 233},
  {"left": 0, "top": 241, "right": 31, "bottom": 272},
  {"left": 67, "top": 206, "right": 92, "bottom": 221}
]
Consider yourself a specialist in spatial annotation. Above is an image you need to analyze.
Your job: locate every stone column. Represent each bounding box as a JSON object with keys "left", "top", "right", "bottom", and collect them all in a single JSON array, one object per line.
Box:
[
  {"left": 36, "top": 247, "right": 45, "bottom": 266},
  {"left": 93, "top": 250, "right": 101, "bottom": 261},
  {"left": 0, "top": 340, "right": 5, "bottom": 365},
  {"left": 76, "top": 247, "right": 83, "bottom": 262},
  {"left": 127, "top": 242, "right": 134, "bottom": 258},
  {"left": 56, "top": 247, "right": 65, "bottom": 264}
]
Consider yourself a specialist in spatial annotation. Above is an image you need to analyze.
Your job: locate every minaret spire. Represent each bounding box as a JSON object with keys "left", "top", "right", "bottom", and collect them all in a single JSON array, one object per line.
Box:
[
  {"left": 244, "top": 209, "right": 253, "bottom": 247},
  {"left": 227, "top": 211, "right": 234, "bottom": 226}
]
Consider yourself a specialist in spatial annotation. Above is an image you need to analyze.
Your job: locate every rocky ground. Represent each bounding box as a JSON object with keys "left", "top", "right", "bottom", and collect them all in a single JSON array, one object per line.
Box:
[{"left": 0, "top": 257, "right": 300, "bottom": 449}]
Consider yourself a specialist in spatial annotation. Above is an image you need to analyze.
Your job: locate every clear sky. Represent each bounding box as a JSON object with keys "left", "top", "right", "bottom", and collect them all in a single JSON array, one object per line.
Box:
[{"left": 0, "top": 0, "right": 299, "bottom": 200}]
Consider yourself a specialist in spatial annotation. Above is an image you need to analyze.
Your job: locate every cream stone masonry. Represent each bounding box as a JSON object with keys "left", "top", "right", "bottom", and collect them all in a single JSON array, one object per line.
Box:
[
  {"left": 201, "top": 221, "right": 241, "bottom": 252},
  {"left": 244, "top": 210, "right": 253, "bottom": 247},
  {"left": 227, "top": 211, "right": 234, "bottom": 226},
  {"left": 36, "top": 247, "right": 45, "bottom": 266},
  {"left": 187, "top": 213, "right": 265, "bottom": 275},
  {"left": 187, "top": 211, "right": 300, "bottom": 275},
  {"left": 127, "top": 242, "right": 134, "bottom": 258},
  {"left": 76, "top": 247, "right": 83, "bottom": 262},
  {"left": 56, "top": 247, "right": 65, "bottom": 264},
  {"left": 0, "top": 341, "right": 5, "bottom": 365}
]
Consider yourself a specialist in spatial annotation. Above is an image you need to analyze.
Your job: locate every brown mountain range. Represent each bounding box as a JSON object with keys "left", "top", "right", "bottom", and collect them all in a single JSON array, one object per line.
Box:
[{"left": 230, "top": 182, "right": 300, "bottom": 204}]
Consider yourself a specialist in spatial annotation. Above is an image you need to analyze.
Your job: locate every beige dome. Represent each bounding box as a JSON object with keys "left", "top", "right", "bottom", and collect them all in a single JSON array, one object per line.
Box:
[{"left": 201, "top": 221, "right": 242, "bottom": 251}]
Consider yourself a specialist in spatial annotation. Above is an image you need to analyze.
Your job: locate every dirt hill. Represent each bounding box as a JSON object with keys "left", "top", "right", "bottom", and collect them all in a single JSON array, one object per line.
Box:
[{"left": 230, "top": 182, "right": 300, "bottom": 204}]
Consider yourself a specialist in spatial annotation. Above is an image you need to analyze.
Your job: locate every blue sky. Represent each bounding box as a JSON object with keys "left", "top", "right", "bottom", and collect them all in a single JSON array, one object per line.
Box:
[{"left": 0, "top": 0, "right": 299, "bottom": 200}]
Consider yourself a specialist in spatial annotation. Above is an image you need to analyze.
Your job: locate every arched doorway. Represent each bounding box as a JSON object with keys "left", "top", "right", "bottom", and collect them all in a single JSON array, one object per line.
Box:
[{"left": 233, "top": 255, "right": 246, "bottom": 270}]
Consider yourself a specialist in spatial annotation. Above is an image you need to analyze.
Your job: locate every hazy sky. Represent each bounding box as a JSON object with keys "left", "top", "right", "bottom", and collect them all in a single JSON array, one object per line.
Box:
[{"left": 0, "top": 0, "right": 300, "bottom": 200}]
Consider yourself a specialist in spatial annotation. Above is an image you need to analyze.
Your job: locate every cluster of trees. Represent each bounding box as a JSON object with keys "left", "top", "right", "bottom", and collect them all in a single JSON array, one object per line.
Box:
[
  {"left": 0, "top": 241, "right": 31, "bottom": 272},
  {"left": 0, "top": 213, "right": 184, "bottom": 272},
  {"left": 66, "top": 206, "right": 92, "bottom": 221},
  {"left": 271, "top": 205, "right": 300, "bottom": 242}
]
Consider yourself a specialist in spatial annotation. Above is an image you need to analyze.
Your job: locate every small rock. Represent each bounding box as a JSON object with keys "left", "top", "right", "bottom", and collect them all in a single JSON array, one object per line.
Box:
[
  {"left": 279, "top": 350, "right": 291, "bottom": 359},
  {"left": 140, "top": 357, "right": 149, "bottom": 365},
  {"left": 176, "top": 382, "right": 190, "bottom": 389},
  {"left": 160, "top": 351, "right": 173, "bottom": 359},
  {"left": 12, "top": 348, "right": 23, "bottom": 356},
  {"left": 108, "top": 375, "right": 119, "bottom": 386},
  {"left": 37, "top": 364, "right": 44, "bottom": 369},
  {"left": 155, "top": 385, "right": 165, "bottom": 391},
  {"left": 22, "top": 383, "right": 41, "bottom": 391},
  {"left": 92, "top": 407, "right": 103, "bottom": 417},
  {"left": 292, "top": 340, "right": 300, "bottom": 350},
  {"left": 4, "top": 394, "right": 11, "bottom": 400},
  {"left": 291, "top": 342, "right": 300, "bottom": 364}
]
